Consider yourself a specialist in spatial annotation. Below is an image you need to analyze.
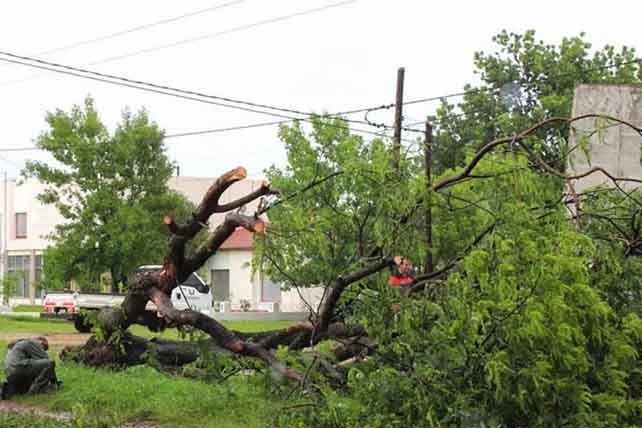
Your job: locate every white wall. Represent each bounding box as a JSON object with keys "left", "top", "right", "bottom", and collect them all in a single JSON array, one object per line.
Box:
[
  {"left": 569, "top": 84, "right": 642, "bottom": 192},
  {"left": 207, "top": 249, "right": 257, "bottom": 307},
  {"left": 281, "top": 286, "right": 325, "bottom": 313},
  {"left": 7, "top": 179, "right": 63, "bottom": 252}
]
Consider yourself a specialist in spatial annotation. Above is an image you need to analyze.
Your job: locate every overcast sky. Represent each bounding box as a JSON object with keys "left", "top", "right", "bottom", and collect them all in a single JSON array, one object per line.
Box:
[{"left": 1, "top": 0, "right": 640, "bottom": 180}]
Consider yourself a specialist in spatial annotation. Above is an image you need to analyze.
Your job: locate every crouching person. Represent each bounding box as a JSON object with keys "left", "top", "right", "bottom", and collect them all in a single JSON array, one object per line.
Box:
[{"left": 1, "top": 336, "right": 60, "bottom": 399}]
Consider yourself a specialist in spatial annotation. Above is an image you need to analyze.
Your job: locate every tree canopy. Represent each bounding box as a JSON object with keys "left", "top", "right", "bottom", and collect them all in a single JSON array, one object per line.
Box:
[
  {"left": 433, "top": 30, "right": 642, "bottom": 174},
  {"left": 24, "top": 97, "right": 193, "bottom": 292},
  {"left": 261, "top": 32, "right": 642, "bottom": 428}
]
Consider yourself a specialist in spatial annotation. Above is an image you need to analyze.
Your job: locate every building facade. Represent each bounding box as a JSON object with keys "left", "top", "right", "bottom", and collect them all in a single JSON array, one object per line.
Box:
[
  {"left": 0, "top": 176, "right": 320, "bottom": 312},
  {"left": 568, "top": 84, "right": 642, "bottom": 192}
]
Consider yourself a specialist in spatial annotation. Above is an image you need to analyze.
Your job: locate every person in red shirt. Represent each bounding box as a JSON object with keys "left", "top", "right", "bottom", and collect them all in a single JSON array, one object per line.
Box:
[{"left": 388, "top": 257, "right": 414, "bottom": 287}]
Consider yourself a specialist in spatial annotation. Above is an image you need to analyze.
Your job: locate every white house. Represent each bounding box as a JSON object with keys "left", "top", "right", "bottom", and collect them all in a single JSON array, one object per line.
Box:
[{"left": 0, "top": 175, "right": 321, "bottom": 312}]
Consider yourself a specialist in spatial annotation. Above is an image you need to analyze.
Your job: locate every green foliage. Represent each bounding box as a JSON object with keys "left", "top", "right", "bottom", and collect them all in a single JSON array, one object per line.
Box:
[
  {"left": 433, "top": 30, "right": 642, "bottom": 174},
  {"left": 580, "top": 186, "right": 642, "bottom": 315},
  {"left": 72, "top": 403, "right": 120, "bottom": 428},
  {"left": 257, "top": 116, "right": 423, "bottom": 292},
  {"left": 267, "top": 115, "right": 642, "bottom": 427},
  {"left": 281, "top": 174, "right": 642, "bottom": 427},
  {"left": 23, "top": 97, "right": 195, "bottom": 292},
  {"left": 2, "top": 272, "right": 23, "bottom": 304}
]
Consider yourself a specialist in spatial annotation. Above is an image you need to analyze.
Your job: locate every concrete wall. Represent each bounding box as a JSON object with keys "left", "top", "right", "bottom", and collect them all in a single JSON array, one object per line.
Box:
[{"left": 568, "top": 84, "right": 642, "bottom": 192}]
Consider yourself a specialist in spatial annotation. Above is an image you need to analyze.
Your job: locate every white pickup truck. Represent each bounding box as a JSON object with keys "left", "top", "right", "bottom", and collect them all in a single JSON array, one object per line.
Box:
[{"left": 42, "top": 266, "right": 212, "bottom": 332}]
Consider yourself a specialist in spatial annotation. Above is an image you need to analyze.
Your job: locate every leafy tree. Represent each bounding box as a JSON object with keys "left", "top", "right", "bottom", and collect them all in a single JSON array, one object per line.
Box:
[
  {"left": 2, "top": 272, "right": 22, "bottom": 305},
  {"left": 266, "top": 32, "right": 642, "bottom": 428},
  {"left": 433, "top": 30, "right": 641, "bottom": 174},
  {"left": 25, "top": 97, "right": 193, "bottom": 292},
  {"left": 275, "top": 153, "right": 642, "bottom": 428},
  {"left": 256, "top": 116, "right": 425, "bottom": 313}
]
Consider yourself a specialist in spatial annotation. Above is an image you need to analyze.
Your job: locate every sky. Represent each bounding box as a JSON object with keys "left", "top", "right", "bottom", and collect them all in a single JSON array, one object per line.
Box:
[{"left": 0, "top": 0, "right": 640, "bottom": 180}]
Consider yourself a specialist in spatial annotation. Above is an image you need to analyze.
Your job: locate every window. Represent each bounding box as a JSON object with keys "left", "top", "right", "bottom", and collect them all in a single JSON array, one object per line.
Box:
[
  {"left": 7, "top": 255, "right": 30, "bottom": 298},
  {"left": 15, "top": 213, "right": 27, "bottom": 238},
  {"left": 211, "top": 269, "right": 230, "bottom": 301},
  {"left": 35, "top": 255, "right": 45, "bottom": 298}
]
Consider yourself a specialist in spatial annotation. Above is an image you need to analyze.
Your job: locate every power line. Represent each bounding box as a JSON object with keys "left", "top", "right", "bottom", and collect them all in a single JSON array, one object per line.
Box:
[
  {"left": 87, "top": 0, "right": 358, "bottom": 66},
  {"left": 164, "top": 120, "right": 288, "bottom": 138},
  {"left": 3, "top": 1, "right": 247, "bottom": 62},
  {"left": 4, "top": 50, "right": 635, "bottom": 151},
  {"left": 0, "top": 58, "right": 411, "bottom": 153},
  {"left": 0, "top": 50, "right": 416, "bottom": 135},
  {"left": 0, "top": 0, "right": 357, "bottom": 87},
  {"left": 0, "top": 55, "right": 295, "bottom": 119}
]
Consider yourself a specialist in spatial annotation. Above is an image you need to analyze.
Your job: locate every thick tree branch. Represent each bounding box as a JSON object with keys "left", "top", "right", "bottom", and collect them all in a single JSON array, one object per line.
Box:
[
  {"left": 149, "top": 287, "right": 302, "bottom": 381},
  {"left": 180, "top": 212, "right": 264, "bottom": 282},
  {"left": 317, "top": 257, "right": 395, "bottom": 332}
]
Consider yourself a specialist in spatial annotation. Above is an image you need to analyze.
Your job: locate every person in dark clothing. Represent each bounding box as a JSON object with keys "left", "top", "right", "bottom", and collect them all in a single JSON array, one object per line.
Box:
[{"left": 1, "top": 336, "right": 60, "bottom": 399}]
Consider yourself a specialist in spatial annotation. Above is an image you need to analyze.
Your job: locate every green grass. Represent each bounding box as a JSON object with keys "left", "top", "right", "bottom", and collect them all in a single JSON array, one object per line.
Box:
[
  {"left": 0, "top": 339, "right": 286, "bottom": 428},
  {"left": 0, "top": 317, "right": 298, "bottom": 427},
  {"left": 0, "top": 316, "right": 75, "bottom": 334},
  {"left": 0, "top": 315, "right": 293, "bottom": 337},
  {"left": 10, "top": 305, "right": 44, "bottom": 313},
  {"left": 0, "top": 317, "right": 297, "bottom": 427}
]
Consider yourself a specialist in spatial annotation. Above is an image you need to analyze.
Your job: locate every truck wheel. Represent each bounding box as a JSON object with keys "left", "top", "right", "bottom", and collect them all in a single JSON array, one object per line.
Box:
[{"left": 74, "top": 313, "right": 93, "bottom": 333}]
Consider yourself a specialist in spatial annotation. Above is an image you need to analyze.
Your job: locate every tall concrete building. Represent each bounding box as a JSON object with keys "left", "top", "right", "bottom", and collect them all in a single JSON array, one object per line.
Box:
[{"left": 568, "top": 84, "right": 642, "bottom": 192}]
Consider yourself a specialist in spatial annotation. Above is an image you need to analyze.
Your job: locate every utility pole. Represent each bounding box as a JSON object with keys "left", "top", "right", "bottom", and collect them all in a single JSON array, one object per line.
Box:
[
  {"left": 392, "top": 67, "right": 405, "bottom": 172},
  {"left": 424, "top": 120, "right": 434, "bottom": 274}
]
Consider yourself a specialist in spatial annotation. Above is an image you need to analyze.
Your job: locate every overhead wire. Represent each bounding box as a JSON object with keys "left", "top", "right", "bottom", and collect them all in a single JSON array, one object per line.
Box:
[
  {"left": 0, "top": 50, "right": 397, "bottom": 132},
  {"left": 0, "top": 0, "right": 357, "bottom": 87},
  {"left": 0, "top": 0, "right": 247, "bottom": 65},
  {"left": 0, "top": 53, "right": 413, "bottom": 144},
  {"left": 1, "top": 51, "right": 637, "bottom": 153},
  {"left": 88, "top": 0, "right": 358, "bottom": 67}
]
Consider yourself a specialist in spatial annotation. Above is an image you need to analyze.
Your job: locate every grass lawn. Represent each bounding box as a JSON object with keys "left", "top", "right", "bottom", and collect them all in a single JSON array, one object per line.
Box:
[
  {"left": 9, "top": 305, "right": 43, "bottom": 313},
  {"left": 0, "top": 316, "right": 299, "bottom": 426},
  {"left": 0, "top": 324, "right": 294, "bottom": 427},
  {"left": 0, "top": 316, "right": 75, "bottom": 334},
  {"left": 0, "top": 315, "right": 294, "bottom": 337}
]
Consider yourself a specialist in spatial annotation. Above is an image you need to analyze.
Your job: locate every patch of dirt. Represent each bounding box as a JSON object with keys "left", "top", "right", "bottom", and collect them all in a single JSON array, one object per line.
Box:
[
  {"left": 0, "top": 401, "right": 72, "bottom": 420},
  {"left": 0, "top": 333, "right": 91, "bottom": 350},
  {"left": 0, "top": 401, "right": 159, "bottom": 427}
]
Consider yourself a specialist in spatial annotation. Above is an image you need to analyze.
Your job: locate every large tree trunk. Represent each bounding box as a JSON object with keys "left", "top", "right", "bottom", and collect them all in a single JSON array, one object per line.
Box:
[{"left": 61, "top": 333, "right": 230, "bottom": 368}]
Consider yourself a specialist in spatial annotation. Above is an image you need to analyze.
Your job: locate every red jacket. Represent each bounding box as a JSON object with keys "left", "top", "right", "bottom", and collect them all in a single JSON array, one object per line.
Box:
[{"left": 388, "top": 275, "right": 413, "bottom": 286}]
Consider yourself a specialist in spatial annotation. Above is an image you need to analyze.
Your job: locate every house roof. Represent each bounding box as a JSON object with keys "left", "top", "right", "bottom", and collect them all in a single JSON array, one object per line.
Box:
[{"left": 219, "top": 227, "right": 254, "bottom": 250}]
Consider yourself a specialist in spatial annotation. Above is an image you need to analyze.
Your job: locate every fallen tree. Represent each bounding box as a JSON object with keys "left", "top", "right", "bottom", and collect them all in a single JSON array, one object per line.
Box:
[
  {"left": 61, "top": 166, "right": 396, "bottom": 379},
  {"left": 62, "top": 113, "right": 642, "bottom": 389}
]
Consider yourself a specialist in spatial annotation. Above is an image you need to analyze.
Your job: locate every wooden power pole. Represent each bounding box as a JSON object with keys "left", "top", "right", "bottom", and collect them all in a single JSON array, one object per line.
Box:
[
  {"left": 424, "top": 120, "right": 434, "bottom": 274},
  {"left": 392, "top": 67, "right": 405, "bottom": 172}
]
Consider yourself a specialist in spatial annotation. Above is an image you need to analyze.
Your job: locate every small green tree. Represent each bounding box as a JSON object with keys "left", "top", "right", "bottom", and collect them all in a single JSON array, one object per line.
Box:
[
  {"left": 2, "top": 272, "right": 23, "bottom": 305},
  {"left": 24, "top": 97, "right": 194, "bottom": 292}
]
